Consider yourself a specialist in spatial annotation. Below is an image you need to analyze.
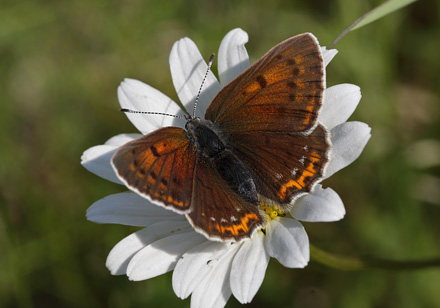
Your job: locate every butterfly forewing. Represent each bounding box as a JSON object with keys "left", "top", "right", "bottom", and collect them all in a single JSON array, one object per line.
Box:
[
  {"left": 229, "top": 125, "right": 330, "bottom": 205},
  {"left": 206, "top": 33, "right": 325, "bottom": 134},
  {"left": 112, "top": 127, "right": 196, "bottom": 213},
  {"left": 187, "top": 159, "right": 264, "bottom": 241}
]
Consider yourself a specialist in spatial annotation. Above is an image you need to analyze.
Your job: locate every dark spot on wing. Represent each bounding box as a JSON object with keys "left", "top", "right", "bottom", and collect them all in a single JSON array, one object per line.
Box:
[
  {"left": 256, "top": 75, "right": 267, "bottom": 89},
  {"left": 287, "top": 81, "right": 297, "bottom": 89},
  {"left": 150, "top": 146, "right": 159, "bottom": 157},
  {"left": 172, "top": 177, "right": 181, "bottom": 186}
]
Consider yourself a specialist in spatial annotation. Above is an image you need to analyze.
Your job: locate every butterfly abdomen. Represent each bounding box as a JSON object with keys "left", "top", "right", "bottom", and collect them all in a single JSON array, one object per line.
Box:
[
  {"left": 213, "top": 152, "right": 259, "bottom": 206},
  {"left": 186, "top": 118, "right": 259, "bottom": 206}
]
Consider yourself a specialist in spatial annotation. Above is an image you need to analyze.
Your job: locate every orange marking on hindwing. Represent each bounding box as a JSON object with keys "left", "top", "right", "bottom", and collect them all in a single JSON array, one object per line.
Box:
[
  {"left": 297, "top": 151, "right": 321, "bottom": 186},
  {"left": 214, "top": 213, "right": 259, "bottom": 236},
  {"left": 278, "top": 180, "right": 303, "bottom": 200},
  {"left": 167, "top": 195, "right": 184, "bottom": 207},
  {"left": 277, "top": 151, "right": 322, "bottom": 200}
]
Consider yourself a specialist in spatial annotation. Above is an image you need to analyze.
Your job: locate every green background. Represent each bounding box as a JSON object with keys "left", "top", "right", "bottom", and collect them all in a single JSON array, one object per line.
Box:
[{"left": 1, "top": 0, "right": 439, "bottom": 307}]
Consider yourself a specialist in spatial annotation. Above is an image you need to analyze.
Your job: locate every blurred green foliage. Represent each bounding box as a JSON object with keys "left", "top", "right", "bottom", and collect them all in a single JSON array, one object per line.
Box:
[{"left": 1, "top": 0, "right": 439, "bottom": 307}]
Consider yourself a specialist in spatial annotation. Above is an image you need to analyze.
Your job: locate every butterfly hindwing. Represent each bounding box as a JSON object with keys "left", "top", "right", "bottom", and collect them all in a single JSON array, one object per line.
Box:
[
  {"left": 187, "top": 158, "right": 264, "bottom": 241},
  {"left": 206, "top": 33, "right": 325, "bottom": 134},
  {"left": 228, "top": 125, "right": 330, "bottom": 205},
  {"left": 112, "top": 127, "right": 196, "bottom": 213}
]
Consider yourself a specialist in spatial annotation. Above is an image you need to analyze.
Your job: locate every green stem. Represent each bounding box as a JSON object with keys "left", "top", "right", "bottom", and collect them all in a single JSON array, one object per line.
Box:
[{"left": 310, "top": 244, "right": 440, "bottom": 271}]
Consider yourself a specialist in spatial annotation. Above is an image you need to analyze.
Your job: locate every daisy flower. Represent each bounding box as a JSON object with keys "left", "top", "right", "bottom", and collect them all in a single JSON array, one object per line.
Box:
[{"left": 81, "top": 28, "right": 371, "bottom": 307}]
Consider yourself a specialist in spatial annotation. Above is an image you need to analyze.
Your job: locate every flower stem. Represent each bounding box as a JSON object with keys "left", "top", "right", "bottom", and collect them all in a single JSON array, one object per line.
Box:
[{"left": 310, "top": 244, "right": 440, "bottom": 271}]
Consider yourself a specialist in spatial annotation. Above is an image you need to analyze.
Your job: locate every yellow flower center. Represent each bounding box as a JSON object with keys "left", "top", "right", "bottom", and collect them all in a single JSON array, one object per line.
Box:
[{"left": 260, "top": 203, "right": 286, "bottom": 221}]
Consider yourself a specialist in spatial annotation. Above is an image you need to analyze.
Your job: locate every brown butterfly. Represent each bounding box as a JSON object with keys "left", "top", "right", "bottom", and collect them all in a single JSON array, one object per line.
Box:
[{"left": 112, "top": 33, "right": 330, "bottom": 242}]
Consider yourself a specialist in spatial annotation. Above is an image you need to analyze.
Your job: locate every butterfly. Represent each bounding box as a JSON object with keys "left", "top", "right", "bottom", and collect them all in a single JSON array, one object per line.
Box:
[{"left": 111, "top": 33, "right": 330, "bottom": 242}]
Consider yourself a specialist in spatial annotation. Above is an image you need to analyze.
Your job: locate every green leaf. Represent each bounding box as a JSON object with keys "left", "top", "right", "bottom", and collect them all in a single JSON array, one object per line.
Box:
[
  {"left": 352, "top": 0, "right": 418, "bottom": 31},
  {"left": 329, "top": 0, "right": 417, "bottom": 48}
]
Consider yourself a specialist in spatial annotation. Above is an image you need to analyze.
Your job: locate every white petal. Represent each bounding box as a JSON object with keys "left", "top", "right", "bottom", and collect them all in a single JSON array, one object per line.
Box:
[
  {"left": 321, "top": 47, "right": 338, "bottom": 67},
  {"left": 265, "top": 218, "right": 309, "bottom": 268},
  {"left": 81, "top": 146, "right": 121, "bottom": 184},
  {"left": 127, "top": 230, "right": 206, "bottom": 281},
  {"left": 173, "top": 241, "right": 230, "bottom": 299},
  {"left": 324, "top": 121, "right": 371, "bottom": 179},
  {"left": 190, "top": 244, "right": 241, "bottom": 308},
  {"left": 230, "top": 232, "right": 269, "bottom": 304},
  {"left": 86, "top": 192, "right": 185, "bottom": 226},
  {"left": 81, "top": 134, "right": 139, "bottom": 184},
  {"left": 290, "top": 185, "right": 345, "bottom": 222},
  {"left": 169, "top": 37, "right": 221, "bottom": 118},
  {"left": 218, "top": 28, "right": 250, "bottom": 86},
  {"left": 118, "top": 78, "right": 183, "bottom": 134},
  {"left": 106, "top": 220, "right": 192, "bottom": 275},
  {"left": 319, "top": 84, "right": 362, "bottom": 129},
  {"left": 104, "top": 133, "right": 142, "bottom": 146}
]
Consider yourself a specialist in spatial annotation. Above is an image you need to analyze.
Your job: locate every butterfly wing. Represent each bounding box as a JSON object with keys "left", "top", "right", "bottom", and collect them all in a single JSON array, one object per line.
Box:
[
  {"left": 206, "top": 33, "right": 325, "bottom": 134},
  {"left": 187, "top": 158, "right": 264, "bottom": 241},
  {"left": 112, "top": 126, "right": 264, "bottom": 241},
  {"left": 228, "top": 125, "right": 330, "bottom": 205},
  {"left": 206, "top": 33, "right": 329, "bottom": 205},
  {"left": 112, "top": 127, "right": 196, "bottom": 213}
]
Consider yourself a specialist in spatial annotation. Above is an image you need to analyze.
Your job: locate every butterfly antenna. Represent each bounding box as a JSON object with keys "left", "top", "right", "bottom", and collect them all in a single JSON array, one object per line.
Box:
[
  {"left": 193, "top": 53, "right": 215, "bottom": 118},
  {"left": 120, "top": 108, "right": 186, "bottom": 120}
]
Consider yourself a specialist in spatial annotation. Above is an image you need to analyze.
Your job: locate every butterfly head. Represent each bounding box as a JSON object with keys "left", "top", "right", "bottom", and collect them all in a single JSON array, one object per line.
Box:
[{"left": 184, "top": 114, "right": 200, "bottom": 128}]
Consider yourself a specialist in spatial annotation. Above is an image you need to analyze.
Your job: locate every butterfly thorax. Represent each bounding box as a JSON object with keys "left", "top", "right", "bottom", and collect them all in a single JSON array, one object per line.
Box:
[
  {"left": 185, "top": 117, "right": 226, "bottom": 158},
  {"left": 185, "top": 117, "right": 259, "bottom": 206}
]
